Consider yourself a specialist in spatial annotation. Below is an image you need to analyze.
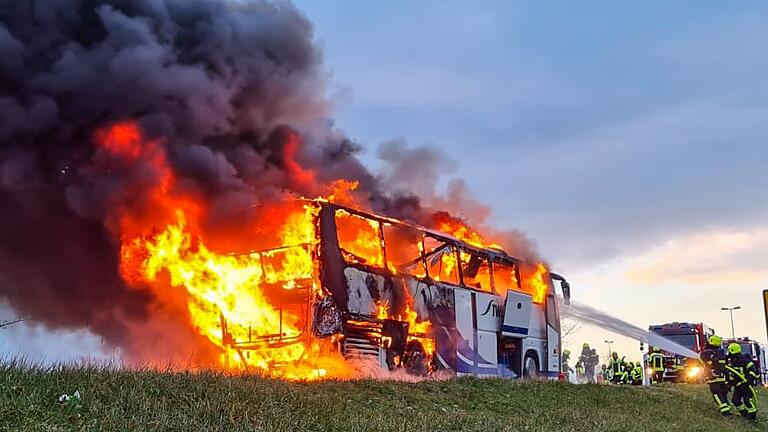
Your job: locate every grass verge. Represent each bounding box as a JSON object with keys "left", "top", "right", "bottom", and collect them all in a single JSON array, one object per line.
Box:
[{"left": 1, "top": 362, "right": 766, "bottom": 431}]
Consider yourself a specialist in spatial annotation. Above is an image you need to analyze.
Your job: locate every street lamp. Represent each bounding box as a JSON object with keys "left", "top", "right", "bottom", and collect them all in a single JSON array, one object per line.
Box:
[
  {"left": 720, "top": 306, "right": 741, "bottom": 339},
  {"left": 604, "top": 340, "right": 614, "bottom": 358}
]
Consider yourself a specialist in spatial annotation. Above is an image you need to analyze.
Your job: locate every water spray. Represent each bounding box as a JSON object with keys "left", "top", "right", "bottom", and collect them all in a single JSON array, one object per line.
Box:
[{"left": 561, "top": 300, "right": 699, "bottom": 359}]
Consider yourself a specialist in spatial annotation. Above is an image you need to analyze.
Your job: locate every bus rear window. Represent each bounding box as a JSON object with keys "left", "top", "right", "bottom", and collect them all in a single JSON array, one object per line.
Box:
[{"left": 335, "top": 209, "right": 384, "bottom": 268}]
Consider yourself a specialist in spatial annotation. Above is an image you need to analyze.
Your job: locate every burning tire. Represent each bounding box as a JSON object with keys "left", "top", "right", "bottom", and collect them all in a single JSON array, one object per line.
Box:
[{"left": 403, "top": 340, "right": 429, "bottom": 376}]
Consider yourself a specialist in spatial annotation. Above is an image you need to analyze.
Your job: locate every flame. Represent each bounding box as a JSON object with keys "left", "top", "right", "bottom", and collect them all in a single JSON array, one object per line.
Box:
[
  {"left": 433, "top": 212, "right": 503, "bottom": 250},
  {"left": 101, "top": 120, "right": 547, "bottom": 380},
  {"left": 521, "top": 262, "right": 548, "bottom": 304}
]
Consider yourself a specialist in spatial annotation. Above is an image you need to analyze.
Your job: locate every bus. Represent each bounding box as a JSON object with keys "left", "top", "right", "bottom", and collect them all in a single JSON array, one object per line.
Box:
[{"left": 220, "top": 200, "right": 572, "bottom": 378}]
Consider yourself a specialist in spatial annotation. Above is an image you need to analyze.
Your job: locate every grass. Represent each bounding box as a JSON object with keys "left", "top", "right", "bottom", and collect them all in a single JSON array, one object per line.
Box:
[{"left": 1, "top": 361, "right": 766, "bottom": 431}]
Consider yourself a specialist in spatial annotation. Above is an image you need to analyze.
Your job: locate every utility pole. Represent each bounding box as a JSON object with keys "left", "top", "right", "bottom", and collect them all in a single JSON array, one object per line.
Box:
[
  {"left": 720, "top": 306, "right": 741, "bottom": 340},
  {"left": 604, "top": 340, "right": 614, "bottom": 358}
]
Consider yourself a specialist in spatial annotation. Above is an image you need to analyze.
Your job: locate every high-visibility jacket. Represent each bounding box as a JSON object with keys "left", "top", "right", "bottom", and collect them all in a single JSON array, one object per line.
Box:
[
  {"left": 610, "top": 358, "right": 623, "bottom": 375},
  {"left": 649, "top": 353, "right": 665, "bottom": 372},
  {"left": 700, "top": 347, "right": 727, "bottom": 384},
  {"left": 727, "top": 354, "right": 760, "bottom": 387}
]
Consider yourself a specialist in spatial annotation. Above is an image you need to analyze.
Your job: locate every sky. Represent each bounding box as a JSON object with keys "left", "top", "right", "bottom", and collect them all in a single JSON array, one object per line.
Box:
[
  {"left": 289, "top": 0, "right": 768, "bottom": 362},
  {"left": 2, "top": 0, "right": 768, "bottom": 365}
]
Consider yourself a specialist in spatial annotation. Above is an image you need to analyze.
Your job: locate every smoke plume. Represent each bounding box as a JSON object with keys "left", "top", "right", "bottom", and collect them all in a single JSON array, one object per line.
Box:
[{"left": 0, "top": 0, "right": 538, "bottom": 362}]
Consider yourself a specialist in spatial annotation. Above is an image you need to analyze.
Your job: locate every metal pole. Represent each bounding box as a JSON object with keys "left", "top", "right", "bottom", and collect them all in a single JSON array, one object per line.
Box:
[
  {"left": 721, "top": 306, "right": 741, "bottom": 340},
  {"left": 729, "top": 309, "right": 735, "bottom": 339},
  {"left": 604, "top": 340, "right": 614, "bottom": 358}
]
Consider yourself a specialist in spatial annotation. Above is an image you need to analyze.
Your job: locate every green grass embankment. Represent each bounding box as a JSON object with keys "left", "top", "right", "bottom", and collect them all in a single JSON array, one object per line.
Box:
[{"left": 1, "top": 362, "right": 766, "bottom": 431}]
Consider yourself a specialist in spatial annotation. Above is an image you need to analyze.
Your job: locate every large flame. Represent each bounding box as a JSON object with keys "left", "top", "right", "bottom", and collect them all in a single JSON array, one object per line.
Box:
[{"left": 101, "top": 121, "right": 548, "bottom": 380}]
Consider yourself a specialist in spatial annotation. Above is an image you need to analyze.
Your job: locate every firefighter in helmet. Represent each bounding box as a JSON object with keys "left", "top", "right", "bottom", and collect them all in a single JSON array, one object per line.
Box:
[
  {"left": 629, "top": 362, "right": 642, "bottom": 385},
  {"left": 562, "top": 349, "right": 573, "bottom": 380},
  {"left": 579, "top": 343, "right": 597, "bottom": 383},
  {"left": 600, "top": 364, "right": 610, "bottom": 383},
  {"left": 649, "top": 347, "right": 665, "bottom": 384},
  {"left": 699, "top": 335, "right": 732, "bottom": 416},
  {"left": 620, "top": 356, "right": 630, "bottom": 384},
  {"left": 609, "top": 352, "right": 623, "bottom": 384},
  {"left": 725, "top": 342, "right": 759, "bottom": 421},
  {"left": 575, "top": 360, "right": 586, "bottom": 383}
]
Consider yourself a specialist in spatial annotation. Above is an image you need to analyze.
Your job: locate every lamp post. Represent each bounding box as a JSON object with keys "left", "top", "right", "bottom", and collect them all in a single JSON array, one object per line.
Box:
[
  {"left": 720, "top": 306, "right": 741, "bottom": 339},
  {"left": 604, "top": 340, "right": 614, "bottom": 358}
]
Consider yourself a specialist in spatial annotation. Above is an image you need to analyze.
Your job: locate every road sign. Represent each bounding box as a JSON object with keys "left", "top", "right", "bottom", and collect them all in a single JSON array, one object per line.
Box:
[{"left": 764, "top": 290, "right": 768, "bottom": 343}]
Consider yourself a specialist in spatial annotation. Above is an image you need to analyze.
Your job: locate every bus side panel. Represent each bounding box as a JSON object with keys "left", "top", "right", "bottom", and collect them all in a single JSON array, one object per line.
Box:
[
  {"left": 524, "top": 303, "right": 548, "bottom": 375},
  {"left": 408, "top": 278, "right": 457, "bottom": 373}
]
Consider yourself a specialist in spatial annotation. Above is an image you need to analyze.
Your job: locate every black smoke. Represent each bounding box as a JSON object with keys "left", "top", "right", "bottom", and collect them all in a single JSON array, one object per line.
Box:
[{"left": 0, "top": 0, "right": 538, "bottom": 360}]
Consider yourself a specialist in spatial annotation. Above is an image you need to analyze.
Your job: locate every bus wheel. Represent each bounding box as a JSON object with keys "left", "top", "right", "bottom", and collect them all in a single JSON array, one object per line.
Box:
[
  {"left": 523, "top": 353, "right": 539, "bottom": 379},
  {"left": 403, "top": 340, "right": 428, "bottom": 376}
]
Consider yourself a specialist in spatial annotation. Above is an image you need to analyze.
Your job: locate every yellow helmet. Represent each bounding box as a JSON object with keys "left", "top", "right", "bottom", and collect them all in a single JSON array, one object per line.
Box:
[
  {"left": 563, "top": 349, "right": 570, "bottom": 355},
  {"left": 583, "top": 343, "right": 590, "bottom": 348},
  {"left": 708, "top": 335, "right": 722, "bottom": 347},
  {"left": 727, "top": 343, "right": 741, "bottom": 355}
]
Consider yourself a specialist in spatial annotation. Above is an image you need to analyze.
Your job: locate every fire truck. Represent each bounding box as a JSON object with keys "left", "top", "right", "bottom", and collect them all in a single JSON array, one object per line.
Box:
[
  {"left": 723, "top": 337, "right": 767, "bottom": 386},
  {"left": 220, "top": 200, "right": 572, "bottom": 379},
  {"left": 648, "top": 322, "right": 714, "bottom": 383}
]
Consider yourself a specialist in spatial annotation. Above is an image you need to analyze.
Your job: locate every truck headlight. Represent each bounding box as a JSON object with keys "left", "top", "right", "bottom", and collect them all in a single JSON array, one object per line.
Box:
[{"left": 686, "top": 366, "right": 701, "bottom": 378}]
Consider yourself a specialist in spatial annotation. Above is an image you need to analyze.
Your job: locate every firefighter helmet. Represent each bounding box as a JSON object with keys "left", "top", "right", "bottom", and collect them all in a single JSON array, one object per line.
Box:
[
  {"left": 708, "top": 335, "right": 722, "bottom": 347},
  {"left": 583, "top": 343, "right": 590, "bottom": 348},
  {"left": 563, "top": 349, "right": 570, "bottom": 355},
  {"left": 727, "top": 343, "right": 741, "bottom": 355}
]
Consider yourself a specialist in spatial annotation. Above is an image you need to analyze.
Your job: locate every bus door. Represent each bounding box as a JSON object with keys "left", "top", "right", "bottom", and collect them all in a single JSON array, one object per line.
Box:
[
  {"left": 545, "top": 288, "right": 561, "bottom": 379},
  {"left": 454, "top": 288, "right": 500, "bottom": 376}
]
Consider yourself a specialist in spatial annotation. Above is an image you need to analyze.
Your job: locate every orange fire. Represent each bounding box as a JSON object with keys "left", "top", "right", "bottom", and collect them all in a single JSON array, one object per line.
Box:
[{"left": 99, "top": 120, "right": 548, "bottom": 380}]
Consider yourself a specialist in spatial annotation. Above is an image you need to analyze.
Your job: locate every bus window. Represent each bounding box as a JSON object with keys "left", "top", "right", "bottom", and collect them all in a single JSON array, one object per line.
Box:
[
  {"left": 423, "top": 236, "right": 459, "bottom": 285},
  {"left": 261, "top": 246, "right": 313, "bottom": 285},
  {"left": 460, "top": 250, "right": 492, "bottom": 292},
  {"left": 492, "top": 258, "right": 519, "bottom": 293},
  {"left": 335, "top": 209, "right": 384, "bottom": 268},
  {"left": 519, "top": 263, "right": 548, "bottom": 304},
  {"left": 382, "top": 223, "right": 426, "bottom": 277}
]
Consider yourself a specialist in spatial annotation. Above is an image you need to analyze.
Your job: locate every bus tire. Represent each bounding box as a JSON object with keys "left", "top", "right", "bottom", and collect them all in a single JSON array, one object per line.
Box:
[
  {"left": 523, "top": 352, "right": 539, "bottom": 379},
  {"left": 403, "top": 340, "right": 428, "bottom": 376}
]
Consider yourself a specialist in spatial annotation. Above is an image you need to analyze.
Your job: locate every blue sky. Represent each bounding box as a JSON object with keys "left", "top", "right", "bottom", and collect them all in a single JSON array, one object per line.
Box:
[
  {"left": 2, "top": 1, "right": 767, "bottom": 363},
  {"left": 293, "top": 0, "right": 768, "bottom": 358}
]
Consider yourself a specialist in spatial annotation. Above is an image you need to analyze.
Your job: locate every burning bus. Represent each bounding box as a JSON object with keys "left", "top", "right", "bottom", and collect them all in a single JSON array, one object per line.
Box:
[{"left": 139, "top": 199, "right": 573, "bottom": 379}]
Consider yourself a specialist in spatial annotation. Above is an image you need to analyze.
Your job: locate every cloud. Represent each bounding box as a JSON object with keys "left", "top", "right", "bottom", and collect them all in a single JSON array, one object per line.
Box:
[{"left": 625, "top": 228, "right": 768, "bottom": 285}]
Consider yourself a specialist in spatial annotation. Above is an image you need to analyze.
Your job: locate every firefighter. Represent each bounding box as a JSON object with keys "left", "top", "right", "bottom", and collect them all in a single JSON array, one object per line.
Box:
[
  {"left": 700, "top": 335, "right": 732, "bottom": 416},
  {"left": 725, "top": 343, "right": 759, "bottom": 421},
  {"left": 629, "top": 362, "right": 642, "bottom": 385},
  {"left": 600, "top": 364, "right": 610, "bottom": 383},
  {"left": 575, "top": 360, "right": 586, "bottom": 383},
  {"left": 562, "top": 349, "right": 573, "bottom": 380},
  {"left": 620, "top": 356, "right": 630, "bottom": 384},
  {"left": 579, "top": 343, "right": 597, "bottom": 383},
  {"left": 609, "top": 352, "right": 623, "bottom": 384},
  {"left": 649, "top": 347, "right": 665, "bottom": 385},
  {"left": 589, "top": 348, "right": 599, "bottom": 383}
]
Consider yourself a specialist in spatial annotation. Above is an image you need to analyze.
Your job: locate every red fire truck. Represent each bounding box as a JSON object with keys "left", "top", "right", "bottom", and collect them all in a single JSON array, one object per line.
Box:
[
  {"left": 723, "top": 337, "right": 767, "bottom": 386},
  {"left": 648, "top": 322, "right": 714, "bottom": 383}
]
